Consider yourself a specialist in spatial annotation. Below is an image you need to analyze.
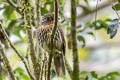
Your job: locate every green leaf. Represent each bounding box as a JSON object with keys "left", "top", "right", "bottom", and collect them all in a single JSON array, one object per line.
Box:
[
  {"left": 99, "top": 76, "right": 107, "bottom": 80},
  {"left": 60, "top": 75, "right": 67, "bottom": 80},
  {"left": 23, "top": 36, "right": 28, "bottom": 42},
  {"left": 77, "top": 0, "right": 80, "bottom": 5},
  {"left": 59, "top": 0, "right": 64, "bottom": 5},
  {"left": 51, "top": 69, "right": 56, "bottom": 78},
  {"left": 41, "top": 0, "right": 46, "bottom": 5},
  {"left": 7, "top": 20, "right": 25, "bottom": 39},
  {"left": 7, "top": 20, "right": 17, "bottom": 30},
  {"left": 91, "top": 71, "right": 98, "bottom": 78},
  {"left": 0, "top": 77, "right": 2, "bottom": 80},
  {"left": 112, "top": 3, "right": 120, "bottom": 11},
  {"left": 41, "top": 0, "right": 54, "bottom": 14},
  {"left": 4, "top": 6, "right": 14, "bottom": 19},
  {"left": 93, "top": 20, "right": 108, "bottom": 30},
  {"left": 13, "top": 26, "right": 23, "bottom": 39},
  {"left": 80, "top": 71, "right": 88, "bottom": 75},
  {"left": 12, "top": 0, "right": 18, "bottom": 3},
  {"left": 41, "top": 8, "right": 49, "bottom": 15},
  {"left": 85, "top": 76, "right": 88, "bottom": 80},
  {"left": 20, "top": 74, "right": 30, "bottom": 80},
  {"left": 118, "top": 0, "right": 120, "bottom": 3},
  {"left": 87, "top": 32, "right": 94, "bottom": 37},
  {"left": 77, "top": 35, "right": 85, "bottom": 47},
  {"left": 77, "top": 24, "right": 82, "bottom": 29},
  {"left": 84, "top": 0, "right": 88, "bottom": 3},
  {"left": 14, "top": 67, "right": 24, "bottom": 74},
  {"left": 10, "top": 12, "right": 17, "bottom": 19},
  {"left": 105, "top": 18, "right": 112, "bottom": 22},
  {"left": 107, "top": 72, "right": 120, "bottom": 76},
  {"left": 14, "top": 67, "right": 30, "bottom": 80}
]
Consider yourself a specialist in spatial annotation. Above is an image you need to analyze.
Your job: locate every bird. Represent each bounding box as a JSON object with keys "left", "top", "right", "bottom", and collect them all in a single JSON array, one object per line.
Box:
[
  {"left": 107, "top": 18, "right": 119, "bottom": 38},
  {"left": 36, "top": 13, "right": 66, "bottom": 75}
]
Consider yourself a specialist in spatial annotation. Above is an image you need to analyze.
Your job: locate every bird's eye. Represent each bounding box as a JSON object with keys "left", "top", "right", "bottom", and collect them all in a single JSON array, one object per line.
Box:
[
  {"left": 47, "top": 17, "right": 50, "bottom": 20},
  {"left": 47, "top": 16, "right": 51, "bottom": 20}
]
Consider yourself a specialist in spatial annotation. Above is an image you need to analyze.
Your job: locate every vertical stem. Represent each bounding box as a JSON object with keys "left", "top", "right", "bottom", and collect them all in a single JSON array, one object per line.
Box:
[
  {"left": 0, "top": 42, "right": 16, "bottom": 80},
  {"left": 44, "top": 55, "right": 47, "bottom": 80},
  {"left": 71, "top": 0, "right": 80, "bottom": 80},
  {"left": 47, "top": 54, "right": 53, "bottom": 80},
  {"left": 40, "top": 60, "right": 45, "bottom": 80},
  {"left": 64, "top": 57, "right": 72, "bottom": 79},
  {"left": 35, "top": 0, "right": 41, "bottom": 27},
  {"left": 21, "top": 1, "right": 39, "bottom": 80},
  {"left": 47, "top": 0, "right": 58, "bottom": 80},
  {"left": 26, "top": 28, "right": 39, "bottom": 80},
  {"left": 0, "top": 54, "right": 2, "bottom": 75}
]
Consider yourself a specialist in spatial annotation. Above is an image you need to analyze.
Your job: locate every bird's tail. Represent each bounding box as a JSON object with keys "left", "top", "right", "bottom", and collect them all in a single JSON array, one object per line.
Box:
[{"left": 54, "top": 54, "right": 65, "bottom": 76}]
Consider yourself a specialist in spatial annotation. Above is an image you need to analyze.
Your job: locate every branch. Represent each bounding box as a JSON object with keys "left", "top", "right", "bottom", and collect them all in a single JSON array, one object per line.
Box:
[
  {"left": 26, "top": 27, "right": 39, "bottom": 80},
  {"left": 6, "top": 0, "right": 22, "bottom": 15},
  {"left": 22, "top": 1, "right": 40, "bottom": 80},
  {"left": 0, "top": 54, "right": 2, "bottom": 75},
  {"left": 0, "top": 42, "right": 16, "bottom": 80},
  {"left": 35, "top": 0, "right": 41, "bottom": 27},
  {"left": 71, "top": 0, "right": 80, "bottom": 80},
  {"left": 64, "top": 57, "right": 72, "bottom": 79},
  {"left": 44, "top": 55, "right": 47, "bottom": 80},
  {"left": 77, "top": 0, "right": 117, "bottom": 19},
  {"left": 0, "top": 22, "right": 34, "bottom": 80},
  {"left": 6, "top": 0, "right": 17, "bottom": 8},
  {"left": 47, "top": 0, "right": 58, "bottom": 80},
  {"left": 51, "top": 0, "right": 58, "bottom": 41},
  {"left": 40, "top": 60, "right": 45, "bottom": 80},
  {"left": 47, "top": 54, "right": 53, "bottom": 80}
]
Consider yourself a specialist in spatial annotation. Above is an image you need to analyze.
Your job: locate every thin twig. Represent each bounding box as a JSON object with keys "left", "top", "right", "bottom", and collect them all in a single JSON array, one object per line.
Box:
[
  {"left": 71, "top": 0, "right": 80, "bottom": 80},
  {"left": 6, "top": 0, "right": 22, "bottom": 15},
  {"left": 0, "top": 22, "right": 34, "bottom": 80},
  {"left": 94, "top": 0, "right": 99, "bottom": 40},
  {"left": 47, "top": 0, "right": 58, "bottom": 80},
  {"left": 95, "top": 0, "right": 99, "bottom": 23},
  {"left": 64, "top": 57, "right": 72, "bottom": 79},
  {"left": 6, "top": 0, "right": 17, "bottom": 8},
  {"left": 0, "top": 41, "right": 16, "bottom": 80},
  {"left": 25, "top": 52, "right": 32, "bottom": 74},
  {"left": 109, "top": 0, "right": 120, "bottom": 19},
  {"left": 0, "top": 54, "right": 2, "bottom": 75},
  {"left": 77, "top": 0, "right": 117, "bottom": 19}
]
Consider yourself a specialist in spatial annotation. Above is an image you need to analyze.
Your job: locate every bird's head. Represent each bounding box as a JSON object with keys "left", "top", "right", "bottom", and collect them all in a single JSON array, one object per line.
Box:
[{"left": 42, "top": 13, "right": 54, "bottom": 25}]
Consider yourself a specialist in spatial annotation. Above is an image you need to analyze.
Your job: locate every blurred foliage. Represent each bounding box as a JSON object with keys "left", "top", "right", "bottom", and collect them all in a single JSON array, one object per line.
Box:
[
  {"left": 80, "top": 71, "right": 120, "bottom": 80},
  {"left": 113, "top": 0, "right": 120, "bottom": 11},
  {"left": 0, "top": 0, "right": 120, "bottom": 80},
  {"left": 14, "top": 67, "right": 30, "bottom": 80},
  {"left": 78, "top": 48, "right": 89, "bottom": 61}
]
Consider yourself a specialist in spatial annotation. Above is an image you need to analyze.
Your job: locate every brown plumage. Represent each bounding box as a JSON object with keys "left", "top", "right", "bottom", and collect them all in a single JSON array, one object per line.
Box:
[{"left": 36, "top": 13, "right": 66, "bottom": 75}]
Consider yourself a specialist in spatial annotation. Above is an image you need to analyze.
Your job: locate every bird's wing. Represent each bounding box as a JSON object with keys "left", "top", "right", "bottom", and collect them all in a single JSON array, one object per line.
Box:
[{"left": 58, "top": 26, "right": 66, "bottom": 55}]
